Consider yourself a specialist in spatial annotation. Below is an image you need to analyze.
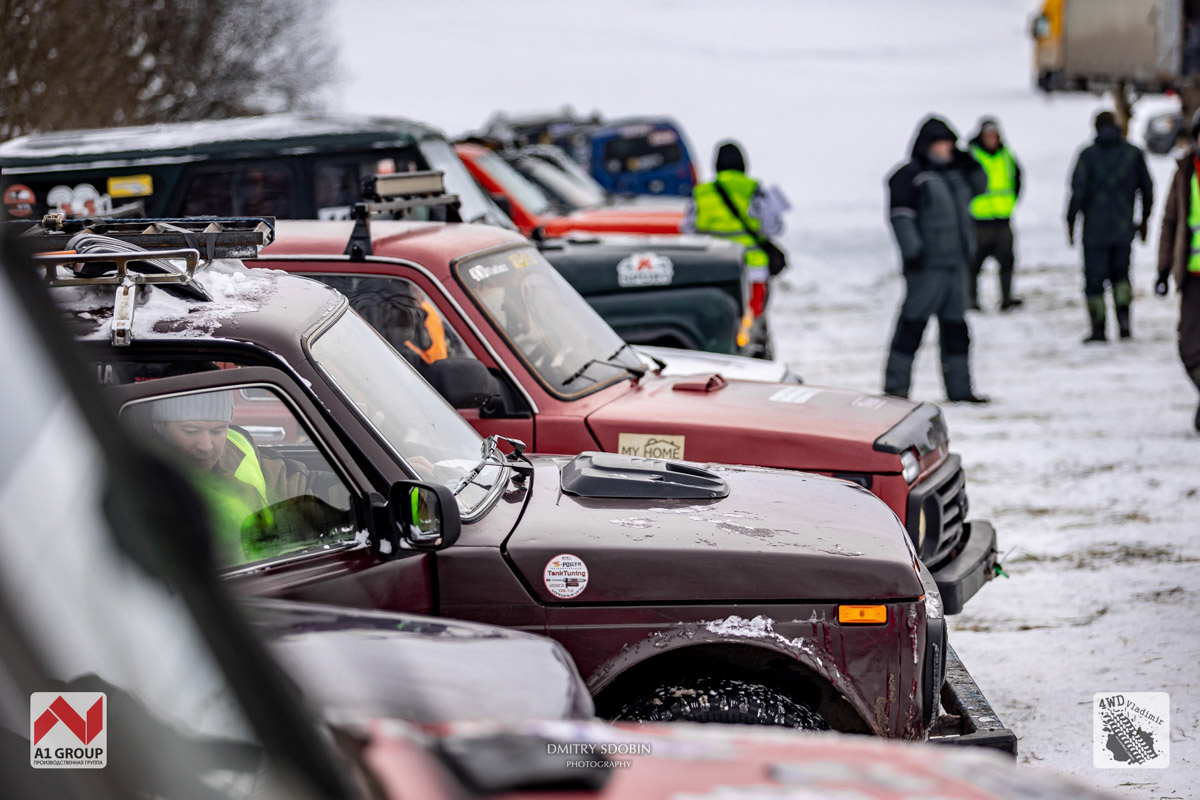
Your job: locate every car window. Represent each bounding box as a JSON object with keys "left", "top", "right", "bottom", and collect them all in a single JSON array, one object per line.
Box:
[
  {"left": 468, "top": 148, "right": 554, "bottom": 217},
  {"left": 419, "top": 138, "right": 518, "bottom": 229},
  {"left": 309, "top": 275, "right": 474, "bottom": 370},
  {"left": 512, "top": 155, "right": 603, "bottom": 211},
  {"left": 602, "top": 128, "right": 683, "bottom": 174},
  {"left": 181, "top": 170, "right": 234, "bottom": 216},
  {"left": 120, "top": 386, "right": 359, "bottom": 569},
  {"left": 456, "top": 246, "right": 641, "bottom": 398},
  {"left": 313, "top": 151, "right": 423, "bottom": 220}
]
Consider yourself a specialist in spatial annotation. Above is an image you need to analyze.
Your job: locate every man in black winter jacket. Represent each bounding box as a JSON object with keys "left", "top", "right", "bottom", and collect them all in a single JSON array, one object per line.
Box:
[
  {"left": 884, "top": 116, "right": 989, "bottom": 402},
  {"left": 1067, "top": 111, "right": 1154, "bottom": 342}
]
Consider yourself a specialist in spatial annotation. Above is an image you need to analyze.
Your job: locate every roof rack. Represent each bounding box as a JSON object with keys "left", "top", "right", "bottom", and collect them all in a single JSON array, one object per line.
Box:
[
  {"left": 13, "top": 216, "right": 276, "bottom": 347},
  {"left": 13, "top": 215, "right": 275, "bottom": 260},
  {"left": 344, "top": 171, "right": 462, "bottom": 259}
]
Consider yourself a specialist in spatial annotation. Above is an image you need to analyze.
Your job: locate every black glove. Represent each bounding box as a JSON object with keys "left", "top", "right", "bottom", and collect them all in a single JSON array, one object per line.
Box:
[
  {"left": 1137, "top": 219, "right": 1149, "bottom": 243},
  {"left": 902, "top": 256, "right": 924, "bottom": 273},
  {"left": 1155, "top": 273, "right": 1170, "bottom": 296}
]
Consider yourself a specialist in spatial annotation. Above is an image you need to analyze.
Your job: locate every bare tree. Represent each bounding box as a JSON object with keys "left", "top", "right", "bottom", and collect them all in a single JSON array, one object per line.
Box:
[{"left": 0, "top": 0, "right": 336, "bottom": 140}]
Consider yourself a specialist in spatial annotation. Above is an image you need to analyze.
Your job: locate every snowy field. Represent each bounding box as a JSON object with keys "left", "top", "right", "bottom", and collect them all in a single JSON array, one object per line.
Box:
[{"left": 332, "top": 1, "right": 1199, "bottom": 796}]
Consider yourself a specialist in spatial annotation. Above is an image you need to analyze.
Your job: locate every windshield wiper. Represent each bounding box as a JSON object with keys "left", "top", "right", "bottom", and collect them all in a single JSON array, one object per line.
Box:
[
  {"left": 452, "top": 434, "right": 530, "bottom": 496},
  {"left": 561, "top": 342, "right": 646, "bottom": 387}
]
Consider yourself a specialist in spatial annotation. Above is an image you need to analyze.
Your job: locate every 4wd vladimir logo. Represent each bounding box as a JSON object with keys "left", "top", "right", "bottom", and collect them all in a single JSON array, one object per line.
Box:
[
  {"left": 1093, "top": 692, "right": 1169, "bottom": 768},
  {"left": 616, "top": 252, "right": 674, "bottom": 288},
  {"left": 30, "top": 692, "right": 107, "bottom": 768}
]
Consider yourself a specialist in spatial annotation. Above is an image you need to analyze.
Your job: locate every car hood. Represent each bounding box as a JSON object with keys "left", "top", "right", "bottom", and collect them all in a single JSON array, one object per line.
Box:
[
  {"left": 244, "top": 599, "right": 593, "bottom": 725},
  {"left": 585, "top": 373, "right": 919, "bottom": 473},
  {"left": 542, "top": 207, "right": 682, "bottom": 236},
  {"left": 504, "top": 456, "right": 923, "bottom": 604},
  {"left": 637, "top": 345, "right": 798, "bottom": 383}
]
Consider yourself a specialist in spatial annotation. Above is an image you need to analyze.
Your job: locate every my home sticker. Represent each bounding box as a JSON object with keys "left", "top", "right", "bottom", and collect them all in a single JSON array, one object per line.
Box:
[
  {"left": 1093, "top": 692, "right": 1169, "bottom": 768},
  {"left": 31, "top": 692, "right": 107, "bottom": 768},
  {"left": 617, "top": 433, "right": 684, "bottom": 460},
  {"left": 544, "top": 553, "right": 589, "bottom": 599}
]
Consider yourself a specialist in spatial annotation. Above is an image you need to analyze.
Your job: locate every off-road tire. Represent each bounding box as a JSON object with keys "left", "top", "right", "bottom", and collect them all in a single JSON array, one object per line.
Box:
[{"left": 609, "top": 677, "right": 829, "bottom": 729}]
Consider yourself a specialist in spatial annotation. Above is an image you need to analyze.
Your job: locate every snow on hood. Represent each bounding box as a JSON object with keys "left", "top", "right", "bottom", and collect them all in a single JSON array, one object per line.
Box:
[{"left": 53, "top": 258, "right": 279, "bottom": 341}]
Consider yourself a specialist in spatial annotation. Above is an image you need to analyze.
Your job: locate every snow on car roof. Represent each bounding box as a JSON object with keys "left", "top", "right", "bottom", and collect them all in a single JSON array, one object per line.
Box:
[
  {"left": 0, "top": 113, "right": 440, "bottom": 161},
  {"left": 52, "top": 258, "right": 297, "bottom": 342}
]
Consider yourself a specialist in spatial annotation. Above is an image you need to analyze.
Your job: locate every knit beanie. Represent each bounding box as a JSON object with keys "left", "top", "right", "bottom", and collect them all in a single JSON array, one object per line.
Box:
[{"left": 151, "top": 391, "right": 234, "bottom": 423}]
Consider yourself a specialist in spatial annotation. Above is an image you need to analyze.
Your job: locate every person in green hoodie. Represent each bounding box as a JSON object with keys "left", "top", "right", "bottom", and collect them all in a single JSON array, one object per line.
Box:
[{"left": 1067, "top": 111, "right": 1154, "bottom": 343}]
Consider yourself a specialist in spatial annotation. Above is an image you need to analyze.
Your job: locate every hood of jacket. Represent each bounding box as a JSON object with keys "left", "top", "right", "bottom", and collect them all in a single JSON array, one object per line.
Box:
[
  {"left": 911, "top": 117, "right": 958, "bottom": 160},
  {"left": 1095, "top": 125, "right": 1124, "bottom": 148}
]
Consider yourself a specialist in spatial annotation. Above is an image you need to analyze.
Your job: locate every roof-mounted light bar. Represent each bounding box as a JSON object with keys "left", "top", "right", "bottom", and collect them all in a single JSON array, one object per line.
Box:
[{"left": 344, "top": 171, "right": 464, "bottom": 260}]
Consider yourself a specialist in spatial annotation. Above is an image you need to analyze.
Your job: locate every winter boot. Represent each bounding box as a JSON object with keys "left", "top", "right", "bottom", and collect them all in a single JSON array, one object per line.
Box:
[
  {"left": 1114, "top": 282, "right": 1133, "bottom": 339},
  {"left": 1116, "top": 306, "right": 1132, "bottom": 339},
  {"left": 1083, "top": 296, "right": 1107, "bottom": 343},
  {"left": 1190, "top": 366, "right": 1200, "bottom": 433}
]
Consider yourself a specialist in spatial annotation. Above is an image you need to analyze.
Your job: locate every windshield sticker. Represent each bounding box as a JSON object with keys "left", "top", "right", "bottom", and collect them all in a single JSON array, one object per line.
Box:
[
  {"left": 106, "top": 174, "right": 153, "bottom": 199},
  {"left": 508, "top": 250, "right": 533, "bottom": 270},
  {"left": 647, "top": 129, "right": 678, "bottom": 146},
  {"left": 47, "top": 183, "right": 113, "bottom": 217},
  {"left": 3, "top": 184, "right": 34, "bottom": 218},
  {"left": 544, "top": 554, "right": 589, "bottom": 599},
  {"left": 468, "top": 262, "right": 510, "bottom": 282},
  {"left": 851, "top": 395, "right": 887, "bottom": 410},
  {"left": 768, "top": 387, "right": 821, "bottom": 404},
  {"left": 617, "top": 252, "right": 674, "bottom": 288},
  {"left": 618, "top": 433, "right": 685, "bottom": 460}
]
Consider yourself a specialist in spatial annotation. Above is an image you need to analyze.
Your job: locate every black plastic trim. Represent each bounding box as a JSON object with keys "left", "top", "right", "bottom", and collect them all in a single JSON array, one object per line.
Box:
[{"left": 932, "top": 521, "right": 997, "bottom": 615}]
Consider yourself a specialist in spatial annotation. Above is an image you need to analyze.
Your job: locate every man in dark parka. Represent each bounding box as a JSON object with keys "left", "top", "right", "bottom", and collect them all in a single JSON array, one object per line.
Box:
[
  {"left": 1067, "top": 111, "right": 1154, "bottom": 342},
  {"left": 884, "top": 116, "right": 989, "bottom": 402}
]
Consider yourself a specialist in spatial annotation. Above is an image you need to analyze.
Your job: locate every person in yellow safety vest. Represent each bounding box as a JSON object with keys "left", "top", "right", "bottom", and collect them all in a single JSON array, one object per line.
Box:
[
  {"left": 967, "top": 118, "right": 1023, "bottom": 311},
  {"left": 1155, "top": 107, "right": 1200, "bottom": 432},
  {"left": 682, "top": 141, "right": 786, "bottom": 317},
  {"left": 151, "top": 390, "right": 270, "bottom": 565}
]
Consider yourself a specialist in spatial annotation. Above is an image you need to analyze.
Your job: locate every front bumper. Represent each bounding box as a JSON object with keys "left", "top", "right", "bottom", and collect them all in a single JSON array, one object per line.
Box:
[
  {"left": 929, "top": 644, "right": 1018, "bottom": 755},
  {"left": 931, "top": 520, "right": 998, "bottom": 615}
]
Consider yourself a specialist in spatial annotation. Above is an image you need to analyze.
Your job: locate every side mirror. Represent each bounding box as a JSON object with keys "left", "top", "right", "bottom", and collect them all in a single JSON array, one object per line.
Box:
[
  {"left": 425, "top": 357, "right": 500, "bottom": 409},
  {"left": 489, "top": 192, "right": 513, "bottom": 218},
  {"left": 389, "top": 480, "right": 461, "bottom": 551}
]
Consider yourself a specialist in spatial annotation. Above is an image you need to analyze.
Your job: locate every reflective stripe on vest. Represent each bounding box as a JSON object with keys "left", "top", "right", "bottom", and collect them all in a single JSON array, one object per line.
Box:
[
  {"left": 969, "top": 146, "right": 1017, "bottom": 221},
  {"left": 1189, "top": 172, "right": 1200, "bottom": 274},
  {"left": 692, "top": 170, "right": 769, "bottom": 268}
]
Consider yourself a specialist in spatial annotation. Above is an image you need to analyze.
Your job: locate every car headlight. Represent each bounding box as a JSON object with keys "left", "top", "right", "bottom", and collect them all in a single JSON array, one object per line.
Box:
[{"left": 900, "top": 450, "right": 920, "bottom": 484}]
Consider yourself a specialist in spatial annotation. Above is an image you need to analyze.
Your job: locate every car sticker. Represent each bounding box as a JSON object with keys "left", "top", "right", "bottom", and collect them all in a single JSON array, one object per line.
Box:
[
  {"left": 467, "top": 262, "right": 509, "bottom": 282},
  {"left": 647, "top": 129, "right": 678, "bottom": 146},
  {"left": 617, "top": 433, "right": 685, "bottom": 460},
  {"left": 851, "top": 395, "right": 887, "bottom": 410},
  {"left": 768, "top": 386, "right": 821, "bottom": 404},
  {"left": 47, "top": 183, "right": 113, "bottom": 217},
  {"left": 2, "top": 184, "right": 34, "bottom": 218},
  {"left": 544, "top": 554, "right": 588, "bottom": 599},
  {"left": 106, "top": 174, "right": 154, "bottom": 198},
  {"left": 616, "top": 252, "right": 674, "bottom": 288}
]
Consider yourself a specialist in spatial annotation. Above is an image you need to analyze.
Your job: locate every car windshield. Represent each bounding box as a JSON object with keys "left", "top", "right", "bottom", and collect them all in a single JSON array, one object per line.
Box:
[
  {"left": 469, "top": 148, "right": 555, "bottom": 217},
  {"left": 511, "top": 155, "right": 605, "bottom": 211},
  {"left": 307, "top": 308, "right": 503, "bottom": 515},
  {"left": 455, "top": 246, "right": 644, "bottom": 397},
  {"left": 603, "top": 126, "right": 683, "bottom": 173},
  {"left": 419, "top": 137, "right": 518, "bottom": 230}
]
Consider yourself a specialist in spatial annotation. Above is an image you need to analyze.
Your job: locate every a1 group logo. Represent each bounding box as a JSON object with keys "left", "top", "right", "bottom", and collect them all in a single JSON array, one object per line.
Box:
[{"left": 30, "top": 692, "right": 107, "bottom": 769}]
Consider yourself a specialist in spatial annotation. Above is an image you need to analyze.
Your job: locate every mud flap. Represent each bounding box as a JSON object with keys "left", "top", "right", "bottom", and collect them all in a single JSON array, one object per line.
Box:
[{"left": 928, "top": 645, "right": 1018, "bottom": 756}]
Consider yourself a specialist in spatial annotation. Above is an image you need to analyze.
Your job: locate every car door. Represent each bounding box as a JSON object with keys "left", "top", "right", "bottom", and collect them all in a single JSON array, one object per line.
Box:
[{"left": 108, "top": 365, "right": 439, "bottom": 616}]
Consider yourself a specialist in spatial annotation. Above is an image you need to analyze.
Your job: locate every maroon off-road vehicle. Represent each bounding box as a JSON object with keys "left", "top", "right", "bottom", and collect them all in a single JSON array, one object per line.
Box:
[
  {"left": 22, "top": 216, "right": 1012, "bottom": 751},
  {"left": 256, "top": 175, "right": 1000, "bottom": 616}
]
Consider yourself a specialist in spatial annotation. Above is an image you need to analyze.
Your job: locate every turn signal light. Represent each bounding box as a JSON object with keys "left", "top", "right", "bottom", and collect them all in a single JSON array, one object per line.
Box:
[{"left": 838, "top": 605, "right": 888, "bottom": 624}]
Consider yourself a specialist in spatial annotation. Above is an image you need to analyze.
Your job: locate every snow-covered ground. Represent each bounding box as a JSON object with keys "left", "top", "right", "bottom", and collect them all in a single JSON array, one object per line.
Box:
[{"left": 332, "top": 2, "right": 1198, "bottom": 795}]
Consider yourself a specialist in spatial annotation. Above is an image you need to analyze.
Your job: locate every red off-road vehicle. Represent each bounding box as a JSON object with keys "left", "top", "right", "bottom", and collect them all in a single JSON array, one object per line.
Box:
[
  {"left": 257, "top": 178, "right": 1001, "bottom": 617},
  {"left": 21, "top": 215, "right": 1012, "bottom": 751}
]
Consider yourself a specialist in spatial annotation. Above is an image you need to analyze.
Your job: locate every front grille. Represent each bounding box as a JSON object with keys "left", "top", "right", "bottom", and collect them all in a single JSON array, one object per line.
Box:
[{"left": 906, "top": 454, "right": 969, "bottom": 569}]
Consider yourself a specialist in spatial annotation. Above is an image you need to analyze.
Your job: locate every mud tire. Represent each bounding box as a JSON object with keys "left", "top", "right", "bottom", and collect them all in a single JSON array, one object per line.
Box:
[{"left": 609, "top": 677, "right": 829, "bottom": 729}]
